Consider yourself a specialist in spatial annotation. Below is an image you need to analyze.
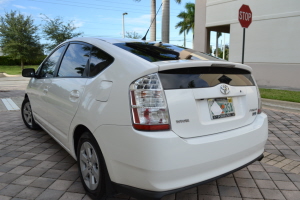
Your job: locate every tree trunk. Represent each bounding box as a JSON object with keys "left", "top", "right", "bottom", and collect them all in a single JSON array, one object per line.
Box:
[
  {"left": 216, "top": 32, "right": 219, "bottom": 57},
  {"left": 150, "top": 0, "right": 156, "bottom": 41},
  {"left": 21, "top": 59, "right": 24, "bottom": 70},
  {"left": 184, "top": 30, "right": 186, "bottom": 47},
  {"left": 161, "top": 0, "right": 170, "bottom": 43}
]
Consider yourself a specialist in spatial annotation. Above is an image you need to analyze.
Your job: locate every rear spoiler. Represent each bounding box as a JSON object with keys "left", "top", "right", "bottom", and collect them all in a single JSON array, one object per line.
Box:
[
  {"left": 179, "top": 49, "right": 222, "bottom": 62},
  {"left": 211, "top": 63, "right": 235, "bottom": 68},
  {"left": 179, "top": 49, "right": 235, "bottom": 68}
]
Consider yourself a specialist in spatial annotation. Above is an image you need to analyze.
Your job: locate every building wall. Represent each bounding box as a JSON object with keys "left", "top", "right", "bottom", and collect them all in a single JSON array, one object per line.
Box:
[
  {"left": 194, "top": 0, "right": 207, "bottom": 52},
  {"left": 194, "top": 0, "right": 300, "bottom": 90}
]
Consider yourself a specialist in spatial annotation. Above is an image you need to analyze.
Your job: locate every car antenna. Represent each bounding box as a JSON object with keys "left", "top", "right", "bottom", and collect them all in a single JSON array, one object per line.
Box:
[{"left": 142, "top": 2, "right": 163, "bottom": 41}]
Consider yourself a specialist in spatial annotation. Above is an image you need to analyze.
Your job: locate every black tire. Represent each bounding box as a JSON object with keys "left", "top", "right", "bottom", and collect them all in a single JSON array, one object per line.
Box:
[
  {"left": 77, "top": 131, "right": 108, "bottom": 200},
  {"left": 21, "top": 98, "right": 40, "bottom": 130}
]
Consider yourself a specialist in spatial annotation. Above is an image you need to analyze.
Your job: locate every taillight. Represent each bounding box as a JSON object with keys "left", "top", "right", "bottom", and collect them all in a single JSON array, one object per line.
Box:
[
  {"left": 129, "top": 73, "right": 170, "bottom": 131},
  {"left": 255, "top": 83, "right": 262, "bottom": 114}
]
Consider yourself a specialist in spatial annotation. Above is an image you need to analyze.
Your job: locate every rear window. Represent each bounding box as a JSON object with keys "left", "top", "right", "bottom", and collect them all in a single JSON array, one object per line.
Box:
[
  {"left": 113, "top": 42, "right": 220, "bottom": 62},
  {"left": 158, "top": 67, "right": 255, "bottom": 90}
]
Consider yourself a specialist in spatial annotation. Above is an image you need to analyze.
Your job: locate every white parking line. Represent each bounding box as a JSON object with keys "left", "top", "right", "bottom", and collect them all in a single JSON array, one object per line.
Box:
[{"left": 1, "top": 98, "right": 20, "bottom": 111}]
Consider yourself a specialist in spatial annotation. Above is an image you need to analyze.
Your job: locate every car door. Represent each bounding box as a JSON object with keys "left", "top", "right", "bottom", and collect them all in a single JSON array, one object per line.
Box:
[
  {"left": 28, "top": 45, "right": 67, "bottom": 127},
  {"left": 43, "top": 42, "right": 91, "bottom": 147}
]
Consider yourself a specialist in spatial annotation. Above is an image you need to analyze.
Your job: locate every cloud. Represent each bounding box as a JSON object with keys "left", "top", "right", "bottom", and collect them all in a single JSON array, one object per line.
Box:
[
  {"left": 125, "top": 15, "right": 163, "bottom": 35},
  {"left": 0, "top": 0, "right": 12, "bottom": 5},
  {"left": 98, "top": 14, "right": 152, "bottom": 26},
  {"left": 11, "top": 4, "right": 41, "bottom": 10},
  {"left": 13, "top": 4, "right": 26, "bottom": 9},
  {"left": 131, "top": 27, "right": 147, "bottom": 34},
  {"left": 72, "top": 19, "right": 84, "bottom": 28},
  {"left": 29, "top": 6, "right": 42, "bottom": 10},
  {"left": 126, "top": 14, "right": 151, "bottom": 25}
]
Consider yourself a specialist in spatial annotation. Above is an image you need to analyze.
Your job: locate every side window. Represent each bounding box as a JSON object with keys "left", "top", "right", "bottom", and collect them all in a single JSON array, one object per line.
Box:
[
  {"left": 40, "top": 45, "right": 65, "bottom": 78},
  {"left": 89, "top": 46, "right": 114, "bottom": 77},
  {"left": 58, "top": 43, "right": 91, "bottom": 77}
]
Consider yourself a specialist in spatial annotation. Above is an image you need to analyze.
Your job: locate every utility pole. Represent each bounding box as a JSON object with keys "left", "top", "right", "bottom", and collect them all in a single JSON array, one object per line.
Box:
[{"left": 122, "top": 12, "right": 128, "bottom": 38}]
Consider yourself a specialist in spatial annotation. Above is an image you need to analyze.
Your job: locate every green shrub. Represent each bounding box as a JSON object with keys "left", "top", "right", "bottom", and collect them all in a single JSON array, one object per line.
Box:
[{"left": 0, "top": 55, "right": 46, "bottom": 65}]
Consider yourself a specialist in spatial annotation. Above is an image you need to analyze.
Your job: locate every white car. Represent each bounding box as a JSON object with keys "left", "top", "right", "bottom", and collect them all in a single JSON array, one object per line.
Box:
[{"left": 22, "top": 37, "right": 268, "bottom": 200}]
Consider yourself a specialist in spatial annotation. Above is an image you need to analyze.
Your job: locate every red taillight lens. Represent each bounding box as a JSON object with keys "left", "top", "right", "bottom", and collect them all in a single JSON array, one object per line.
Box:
[
  {"left": 130, "top": 73, "right": 170, "bottom": 131},
  {"left": 133, "top": 124, "right": 170, "bottom": 131}
]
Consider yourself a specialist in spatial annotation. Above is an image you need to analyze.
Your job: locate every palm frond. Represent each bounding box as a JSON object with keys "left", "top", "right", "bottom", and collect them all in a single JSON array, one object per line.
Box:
[{"left": 175, "top": 2, "right": 195, "bottom": 36}]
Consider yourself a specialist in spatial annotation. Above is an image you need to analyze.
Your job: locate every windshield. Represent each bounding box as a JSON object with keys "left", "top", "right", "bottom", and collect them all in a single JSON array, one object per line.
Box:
[{"left": 113, "top": 42, "right": 221, "bottom": 62}]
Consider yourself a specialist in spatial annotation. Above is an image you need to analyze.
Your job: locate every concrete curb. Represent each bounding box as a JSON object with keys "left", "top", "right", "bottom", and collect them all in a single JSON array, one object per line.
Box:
[
  {"left": 262, "top": 98, "right": 300, "bottom": 114},
  {"left": 0, "top": 72, "right": 22, "bottom": 77}
]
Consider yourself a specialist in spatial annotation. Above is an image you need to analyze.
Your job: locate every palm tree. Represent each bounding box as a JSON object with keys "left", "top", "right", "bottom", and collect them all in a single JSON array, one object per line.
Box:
[
  {"left": 150, "top": 0, "right": 156, "bottom": 41},
  {"left": 162, "top": 0, "right": 181, "bottom": 43},
  {"left": 216, "top": 32, "right": 222, "bottom": 57},
  {"left": 175, "top": 3, "right": 195, "bottom": 47},
  {"left": 134, "top": 0, "right": 181, "bottom": 43}
]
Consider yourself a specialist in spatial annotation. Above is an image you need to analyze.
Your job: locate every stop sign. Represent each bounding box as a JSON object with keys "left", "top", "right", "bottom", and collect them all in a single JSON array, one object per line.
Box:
[{"left": 239, "top": 5, "right": 252, "bottom": 28}]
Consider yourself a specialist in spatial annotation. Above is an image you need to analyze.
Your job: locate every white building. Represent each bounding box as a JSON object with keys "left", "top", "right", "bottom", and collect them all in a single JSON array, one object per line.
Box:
[{"left": 194, "top": 0, "right": 300, "bottom": 90}]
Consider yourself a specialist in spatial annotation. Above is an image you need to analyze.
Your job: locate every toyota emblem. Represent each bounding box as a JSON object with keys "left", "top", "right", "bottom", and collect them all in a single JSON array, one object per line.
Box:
[{"left": 220, "top": 84, "right": 230, "bottom": 95}]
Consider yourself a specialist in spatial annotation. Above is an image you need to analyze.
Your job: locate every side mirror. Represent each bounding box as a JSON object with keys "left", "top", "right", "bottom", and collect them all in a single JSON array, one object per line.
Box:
[{"left": 22, "top": 68, "right": 36, "bottom": 78}]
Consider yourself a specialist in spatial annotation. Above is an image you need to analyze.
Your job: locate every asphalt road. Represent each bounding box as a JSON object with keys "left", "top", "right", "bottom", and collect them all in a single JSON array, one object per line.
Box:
[{"left": 0, "top": 77, "right": 30, "bottom": 91}]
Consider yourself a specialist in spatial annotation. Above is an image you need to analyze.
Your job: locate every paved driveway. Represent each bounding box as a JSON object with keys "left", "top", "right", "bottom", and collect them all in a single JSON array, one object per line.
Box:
[{"left": 0, "top": 89, "right": 300, "bottom": 200}]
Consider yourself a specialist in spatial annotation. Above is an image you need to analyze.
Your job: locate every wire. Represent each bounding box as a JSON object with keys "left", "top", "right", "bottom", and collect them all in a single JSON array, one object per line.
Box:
[
  {"left": 28, "top": 0, "right": 148, "bottom": 14},
  {"left": 94, "top": 0, "right": 183, "bottom": 11},
  {"left": 27, "top": 0, "right": 179, "bottom": 16},
  {"left": 50, "top": 0, "right": 150, "bottom": 12}
]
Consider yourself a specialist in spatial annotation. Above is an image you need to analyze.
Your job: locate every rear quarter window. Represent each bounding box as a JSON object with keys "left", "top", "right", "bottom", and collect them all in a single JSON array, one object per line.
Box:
[{"left": 89, "top": 46, "right": 114, "bottom": 77}]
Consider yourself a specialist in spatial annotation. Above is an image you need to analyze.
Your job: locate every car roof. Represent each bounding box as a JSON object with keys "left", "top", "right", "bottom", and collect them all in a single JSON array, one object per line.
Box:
[
  {"left": 67, "top": 37, "right": 253, "bottom": 72},
  {"left": 69, "top": 37, "right": 146, "bottom": 44}
]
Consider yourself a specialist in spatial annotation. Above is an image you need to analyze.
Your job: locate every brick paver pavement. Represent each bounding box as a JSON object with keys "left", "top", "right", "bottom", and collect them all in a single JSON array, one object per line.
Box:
[
  {"left": 264, "top": 109, "right": 300, "bottom": 161},
  {"left": 0, "top": 97, "right": 300, "bottom": 199}
]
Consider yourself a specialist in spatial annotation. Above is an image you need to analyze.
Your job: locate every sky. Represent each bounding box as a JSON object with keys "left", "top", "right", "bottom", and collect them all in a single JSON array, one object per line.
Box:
[{"left": 0, "top": 0, "right": 229, "bottom": 53}]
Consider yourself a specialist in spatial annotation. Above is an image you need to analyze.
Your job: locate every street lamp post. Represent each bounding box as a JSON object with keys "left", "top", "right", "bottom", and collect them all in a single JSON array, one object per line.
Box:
[{"left": 122, "top": 12, "right": 128, "bottom": 38}]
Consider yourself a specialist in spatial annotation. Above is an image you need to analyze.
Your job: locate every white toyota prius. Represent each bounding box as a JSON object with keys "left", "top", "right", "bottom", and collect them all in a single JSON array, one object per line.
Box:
[{"left": 22, "top": 37, "right": 268, "bottom": 200}]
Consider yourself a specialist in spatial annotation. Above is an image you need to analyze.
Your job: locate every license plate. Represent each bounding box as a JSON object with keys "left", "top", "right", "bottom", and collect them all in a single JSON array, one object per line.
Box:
[{"left": 208, "top": 98, "right": 235, "bottom": 120}]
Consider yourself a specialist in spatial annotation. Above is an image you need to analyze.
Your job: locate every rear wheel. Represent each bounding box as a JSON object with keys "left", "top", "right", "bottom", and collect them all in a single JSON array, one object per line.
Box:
[
  {"left": 77, "top": 132, "right": 107, "bottom": 200},
  {"left": 21, "top": 98, "right": 40, "bottom": 130}
]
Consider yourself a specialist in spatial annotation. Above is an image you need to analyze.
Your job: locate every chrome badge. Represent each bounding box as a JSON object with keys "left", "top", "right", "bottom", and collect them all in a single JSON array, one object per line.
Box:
[{"left": 220, "top": 84, "right": 230, "bottom": 95}]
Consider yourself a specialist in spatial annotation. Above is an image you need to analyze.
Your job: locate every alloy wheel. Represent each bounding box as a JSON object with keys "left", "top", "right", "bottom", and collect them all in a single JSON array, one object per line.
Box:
[
  {"left": 79, "top": 141, "right": 100, "bottom": 190},
  {"left": 23, "top": 102, "right": 33, "bottom": 126}
]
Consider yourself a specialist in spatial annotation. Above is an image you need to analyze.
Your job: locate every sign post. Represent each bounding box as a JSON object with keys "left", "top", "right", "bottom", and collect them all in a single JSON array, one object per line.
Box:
[{"left": 238, "top": 5, "right": 252, "bottom": 64}]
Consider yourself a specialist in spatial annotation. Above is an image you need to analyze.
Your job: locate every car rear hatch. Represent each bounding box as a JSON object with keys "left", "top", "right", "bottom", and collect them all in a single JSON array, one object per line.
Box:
[{"left": 156, "top": 61, "right": 259, "bottom": 138}]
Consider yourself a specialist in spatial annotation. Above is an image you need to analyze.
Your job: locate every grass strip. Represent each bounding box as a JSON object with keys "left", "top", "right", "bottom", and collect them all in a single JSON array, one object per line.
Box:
[
  {"left": 0, "top": 65, "right": 39, "bottom": 75},
  {"left": 260, "top": 88, "right": 300, "bottom": 103}
]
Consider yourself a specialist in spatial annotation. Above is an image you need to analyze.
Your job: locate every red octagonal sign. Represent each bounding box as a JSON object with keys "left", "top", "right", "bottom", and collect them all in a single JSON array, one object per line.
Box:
[{"left": 239, "top": 4, "right": 252, "bottom": 28}]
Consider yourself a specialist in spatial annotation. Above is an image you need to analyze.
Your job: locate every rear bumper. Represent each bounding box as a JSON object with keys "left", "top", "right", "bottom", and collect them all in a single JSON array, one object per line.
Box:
[
  {"left": 94, "top": 113, "right": 268, "bottom": 198},
  {"left": 112, "top": 154, "right": 264, "bottom": 200}
]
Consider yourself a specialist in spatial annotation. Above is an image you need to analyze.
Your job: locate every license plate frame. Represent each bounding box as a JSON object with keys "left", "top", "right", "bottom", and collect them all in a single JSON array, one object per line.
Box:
[{"left": 208, "top": 97, "right": 235, "bottom": 120}]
